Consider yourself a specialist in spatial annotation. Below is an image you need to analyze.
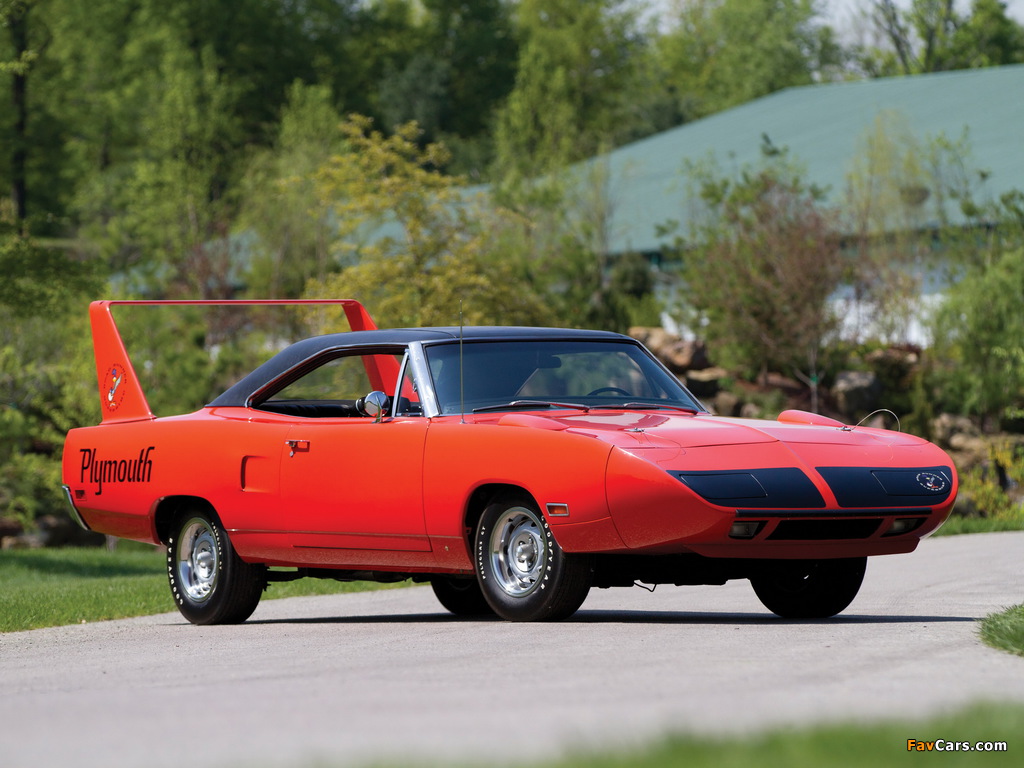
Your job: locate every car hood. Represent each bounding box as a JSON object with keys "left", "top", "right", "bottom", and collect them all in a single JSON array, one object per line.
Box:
[{"left": 494, "top": 410, "right": 926, "bottom": 451}]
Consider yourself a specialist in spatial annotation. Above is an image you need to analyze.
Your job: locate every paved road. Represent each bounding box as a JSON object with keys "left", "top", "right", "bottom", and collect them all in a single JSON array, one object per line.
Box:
[{"left": 2, "top": 532, "right": 1022, "bottom": 768}]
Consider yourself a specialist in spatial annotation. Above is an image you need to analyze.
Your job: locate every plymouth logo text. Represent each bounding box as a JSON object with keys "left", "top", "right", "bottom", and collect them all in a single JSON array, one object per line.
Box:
[{"left": 80, "top": 446, "right": 155, "bottom": 495}]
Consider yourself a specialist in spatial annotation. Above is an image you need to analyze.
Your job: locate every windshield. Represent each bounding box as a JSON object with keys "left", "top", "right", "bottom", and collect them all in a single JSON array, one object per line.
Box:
[{"left": 424, "top": 339, "right": 702, "bottom": 415}]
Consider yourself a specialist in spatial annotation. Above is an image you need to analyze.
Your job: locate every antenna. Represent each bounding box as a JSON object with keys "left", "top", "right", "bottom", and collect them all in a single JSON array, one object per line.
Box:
[
  {"left": 459, "top": 300, "right": 465, "bottom": 424},
  {"left": 842, "top": 408, "right": 901, "bottom": 433}
]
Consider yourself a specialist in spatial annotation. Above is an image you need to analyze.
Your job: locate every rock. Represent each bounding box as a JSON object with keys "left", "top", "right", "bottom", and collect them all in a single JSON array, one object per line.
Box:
[
  {"left": 763, "top": 372, "right": 803, "bottom": 395},
  {"left": 629, "top": 326, "right": 662, "bottom": 348},
  {"left": 0, "top": 516, "right": 23, "bottom": 540},
  {"left": 831, "top": 370, "right": 882, "bottom": 418},
  {"left": 36, "top": 514, "right": 106, "bottom": 547},
  {"left": 685, "top": 367, "right": 727, "bottom": 399},
  {"left": 865, "top": 346, "right": 920, "bottom": 370},
  {"left": 664, "top": 340, "right": 710, "bottom": 372},
  {"left": 740, "top": 402, "right": 763, "bottom": 419},
  {"left": 931, "top": 413, "right": 981, "bottom": 447},
  {"left": 630, "top": 327, "right": 709, "bottom": 372},
  {"left": 712, "top": 390, "right": 741, "bottom": 417},
  {"left": 2, "top": 532, "right": 44, "bottom": 549}
]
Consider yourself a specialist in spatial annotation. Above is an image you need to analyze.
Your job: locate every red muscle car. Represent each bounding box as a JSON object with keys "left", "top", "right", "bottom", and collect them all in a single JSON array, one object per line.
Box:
[{"left": 62, "top": 299, "right": 958, "bottom": 624}]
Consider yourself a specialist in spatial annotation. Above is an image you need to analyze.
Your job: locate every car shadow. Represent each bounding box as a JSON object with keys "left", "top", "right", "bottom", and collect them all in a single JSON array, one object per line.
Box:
[
  {"left": 571, "top": 609, "right": 977, "bottom": 625},
  {"left": 242, "top": 609, "right": 977, "bottom": 626}
]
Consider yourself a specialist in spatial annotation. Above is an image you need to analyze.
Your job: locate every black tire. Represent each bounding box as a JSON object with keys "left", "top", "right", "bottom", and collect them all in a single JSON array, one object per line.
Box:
[
  {"left": 167, "top": 507, "right": 266, "bottom": 625},
  {"left": 751, "top": 557, "right": 867, "bottom": 619},
  {"left": 430, "top": 576, "right": 495, "bottom": 616},
  {"left": 475, "top": 495, "right": 592, "bottom": 622}
]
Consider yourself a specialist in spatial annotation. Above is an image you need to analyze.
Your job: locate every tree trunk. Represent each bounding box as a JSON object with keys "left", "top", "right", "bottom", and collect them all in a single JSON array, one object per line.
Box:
[{"left": 9, "top": 4, "right": 29, "bottom": 227}]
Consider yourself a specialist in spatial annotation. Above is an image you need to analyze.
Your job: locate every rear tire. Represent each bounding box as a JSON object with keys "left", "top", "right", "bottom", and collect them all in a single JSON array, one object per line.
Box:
[
  {"left": 167, "top": 507, "right": 265, "bottom": 625},
  {"left": 475, "top": 495, "right": 592, "bottom": 621},
  {"left": 751, "top": 557, "right": 866, "bottom": 619},
  {"left": 430, "top": 576, "right": 494, "bottom": 616}
]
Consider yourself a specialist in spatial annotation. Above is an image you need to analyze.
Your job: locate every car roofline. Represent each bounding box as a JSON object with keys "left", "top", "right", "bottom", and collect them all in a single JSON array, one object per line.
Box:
[{"left": 208, "top": 327, "right": 636, "bottom": 408}]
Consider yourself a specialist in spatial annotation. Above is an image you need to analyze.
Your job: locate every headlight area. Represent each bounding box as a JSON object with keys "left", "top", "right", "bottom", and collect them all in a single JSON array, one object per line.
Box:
[
  {"left": 604, "top": 452, "right": 944, "bottom": 554},
  {"left": 671, "top": 469, "right": 937, "bottom": 544}
]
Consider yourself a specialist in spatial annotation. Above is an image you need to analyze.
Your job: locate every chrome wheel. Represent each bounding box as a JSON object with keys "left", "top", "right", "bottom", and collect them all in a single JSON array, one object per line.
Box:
[
  {"left": 489, "top": 506, "right": 547, "bottom": 597},
  {"left": 475, "top": 495, "right": 592, "bottom": 621},
  {"left": 176, "top": 517, "right": 219, "bottom": 603},
  {"left": 167, "top": 507, "right": 265, "bottom": 625}
]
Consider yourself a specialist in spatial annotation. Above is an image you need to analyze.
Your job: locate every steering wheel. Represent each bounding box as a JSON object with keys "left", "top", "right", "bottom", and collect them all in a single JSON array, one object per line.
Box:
[{"left": 587, "top": 387, "right": 632, "bottom": 397}]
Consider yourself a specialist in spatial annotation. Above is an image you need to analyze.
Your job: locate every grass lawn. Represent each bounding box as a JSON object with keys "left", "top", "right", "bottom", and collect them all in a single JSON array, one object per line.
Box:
[
  {"left": 934, "top": 514, "right": 1024, "bottom": 536},
  {"left": 0, "top": 543, "right": 404, "bottom": 633},
  {"left": 981, "top": 604, "right": 1024, "bottom": 659},
  {"left": 492, "top": 703, "right": 1022, "bottom": 768}
]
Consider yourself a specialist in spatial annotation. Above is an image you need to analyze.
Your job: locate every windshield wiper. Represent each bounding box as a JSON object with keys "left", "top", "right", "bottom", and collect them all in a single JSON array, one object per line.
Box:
[
  {"left": 473, "top": 400, "right": 592, "bottom": 413},
  {"left": 607, "top": 402, "right": 701, "bottom": 414}
]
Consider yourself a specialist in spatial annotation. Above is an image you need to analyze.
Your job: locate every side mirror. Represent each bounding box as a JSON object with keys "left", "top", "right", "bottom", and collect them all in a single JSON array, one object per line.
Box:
[{"left": 357, "top": 391, "right": 390, "bottom": 422}]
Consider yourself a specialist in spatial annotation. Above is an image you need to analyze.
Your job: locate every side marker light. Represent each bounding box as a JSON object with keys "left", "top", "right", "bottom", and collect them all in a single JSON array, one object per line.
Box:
[{"left": 546, "top": 503, "right": 570, "bottom": 518}]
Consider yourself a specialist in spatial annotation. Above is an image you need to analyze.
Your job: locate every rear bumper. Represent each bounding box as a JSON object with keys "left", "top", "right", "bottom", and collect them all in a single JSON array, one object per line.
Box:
[{"left": 61, "top": 484, "right": 92, "bottom": 532}]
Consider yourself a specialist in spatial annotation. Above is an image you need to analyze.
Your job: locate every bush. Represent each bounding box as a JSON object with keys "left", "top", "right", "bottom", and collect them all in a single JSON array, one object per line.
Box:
[{"left": 951, "top": 441, "right": 1024, "bottom": 526}]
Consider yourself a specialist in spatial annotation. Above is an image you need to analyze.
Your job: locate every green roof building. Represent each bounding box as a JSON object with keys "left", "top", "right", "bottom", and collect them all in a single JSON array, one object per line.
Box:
[{"left": 596, "top": 64, "right": 1024, "bottom": 256}]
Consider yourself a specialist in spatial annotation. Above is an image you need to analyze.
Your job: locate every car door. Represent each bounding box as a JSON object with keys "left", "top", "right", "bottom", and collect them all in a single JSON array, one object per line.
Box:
[{"left": 268, "top": 350, "right": 431, "bottom": 555}]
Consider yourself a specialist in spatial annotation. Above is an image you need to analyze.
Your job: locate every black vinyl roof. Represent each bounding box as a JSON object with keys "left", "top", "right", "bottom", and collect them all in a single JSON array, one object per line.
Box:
[{"left": 208, "top": 326, "right": 631, "bottom": 407}]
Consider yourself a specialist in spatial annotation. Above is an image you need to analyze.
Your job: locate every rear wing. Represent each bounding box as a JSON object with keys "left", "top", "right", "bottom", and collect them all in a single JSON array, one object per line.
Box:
[{"left": 88, "top": 299, "right": 382, "bottom": 424}]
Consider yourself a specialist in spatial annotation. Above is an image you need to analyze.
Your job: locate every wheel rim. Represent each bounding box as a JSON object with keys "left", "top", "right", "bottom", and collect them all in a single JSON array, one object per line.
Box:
[
  {"left": 489, "top": 507, "right": 546, "bottom": 597},
  {"left": 177, "top": 518, "right": 219, "bottom": 603}
]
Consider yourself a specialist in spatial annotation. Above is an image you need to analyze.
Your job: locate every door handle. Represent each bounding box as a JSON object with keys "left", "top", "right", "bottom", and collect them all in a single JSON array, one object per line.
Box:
[{"left": 285, "top": 439, "right": 310, "bottom": 457}]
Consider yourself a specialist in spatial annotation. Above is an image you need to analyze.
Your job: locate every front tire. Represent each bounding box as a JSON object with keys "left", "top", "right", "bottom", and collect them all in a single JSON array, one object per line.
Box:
[
  {"left": 475, "top": 495, "right": 591, "bottom": 621},
  {"left": 167, "top": 508, "right": 266, "bottom": 625},
  {"left": 751, "top": 557, "right": 866, "bottom": 619}
]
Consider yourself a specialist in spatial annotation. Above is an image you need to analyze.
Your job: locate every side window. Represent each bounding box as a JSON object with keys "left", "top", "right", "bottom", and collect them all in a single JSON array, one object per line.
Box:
[
  {"left": 274, "top": 356, "right": 372, "bottom": 401},
  {"left": 257, "top": 352, "right": 403, "bottom": 417},
  {"left": 393, "top": 357, "right": 423, "bottom": 417}
]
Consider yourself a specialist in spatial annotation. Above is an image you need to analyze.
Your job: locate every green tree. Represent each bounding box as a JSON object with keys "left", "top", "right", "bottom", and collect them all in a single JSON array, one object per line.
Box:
[
  {"left": 0, "top": 0, "right": 35, "bottom": 225},
  {"left": 842, "top": 112, "right": 1004, "bottom": 344},
  {"left": 95, "top": 21, "right": 243, "bottom": 296},
  {"left": 495, "top": 0, "right": 646, "bottom": 177},
  {"left": 930, "top": 242, "right": 1024, "bottom": 424},
  {"left": 842, "top": 111, "right": 937, "bottom": 344},
  {"left": 237, "top": 81, "right": 347, "bottom": 299},
  {"left": 18, "top": 0, "right": 379, "bottom": 247},
  {"left": 674, "top": 143, "right": 842, "bottom": 398},
  {"left": 37, "top": 0, "right": 157, "bottom": 239},
  {"left": 656, "top": 0, "right": 845, "bottom": 121},
  {"left": 0, "top": 312, "right": 96, "bottom": 530},
  {"left": 304, "top": 116, "right": 552, "bottom": 329},
  {"left": 860, "top": 0, "right": 1024, "bottom": 75},
  {"left": 377, "top": 1, "right": 516, "bottom": 145},
  {"left": 0, "top": 0, "right": 70, "bottom": 231},
  {"left": 0, "top": 207, "right": 102, "bottom": 530},
  {"left": 0, "top": 204, "right": 101, "bottom": 316},
  {"left": 488, "top": 0, "right": 663, "bottom": 330},
  {"left": 944, "top": 0, "right": 1024, "bottom": 67}
]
